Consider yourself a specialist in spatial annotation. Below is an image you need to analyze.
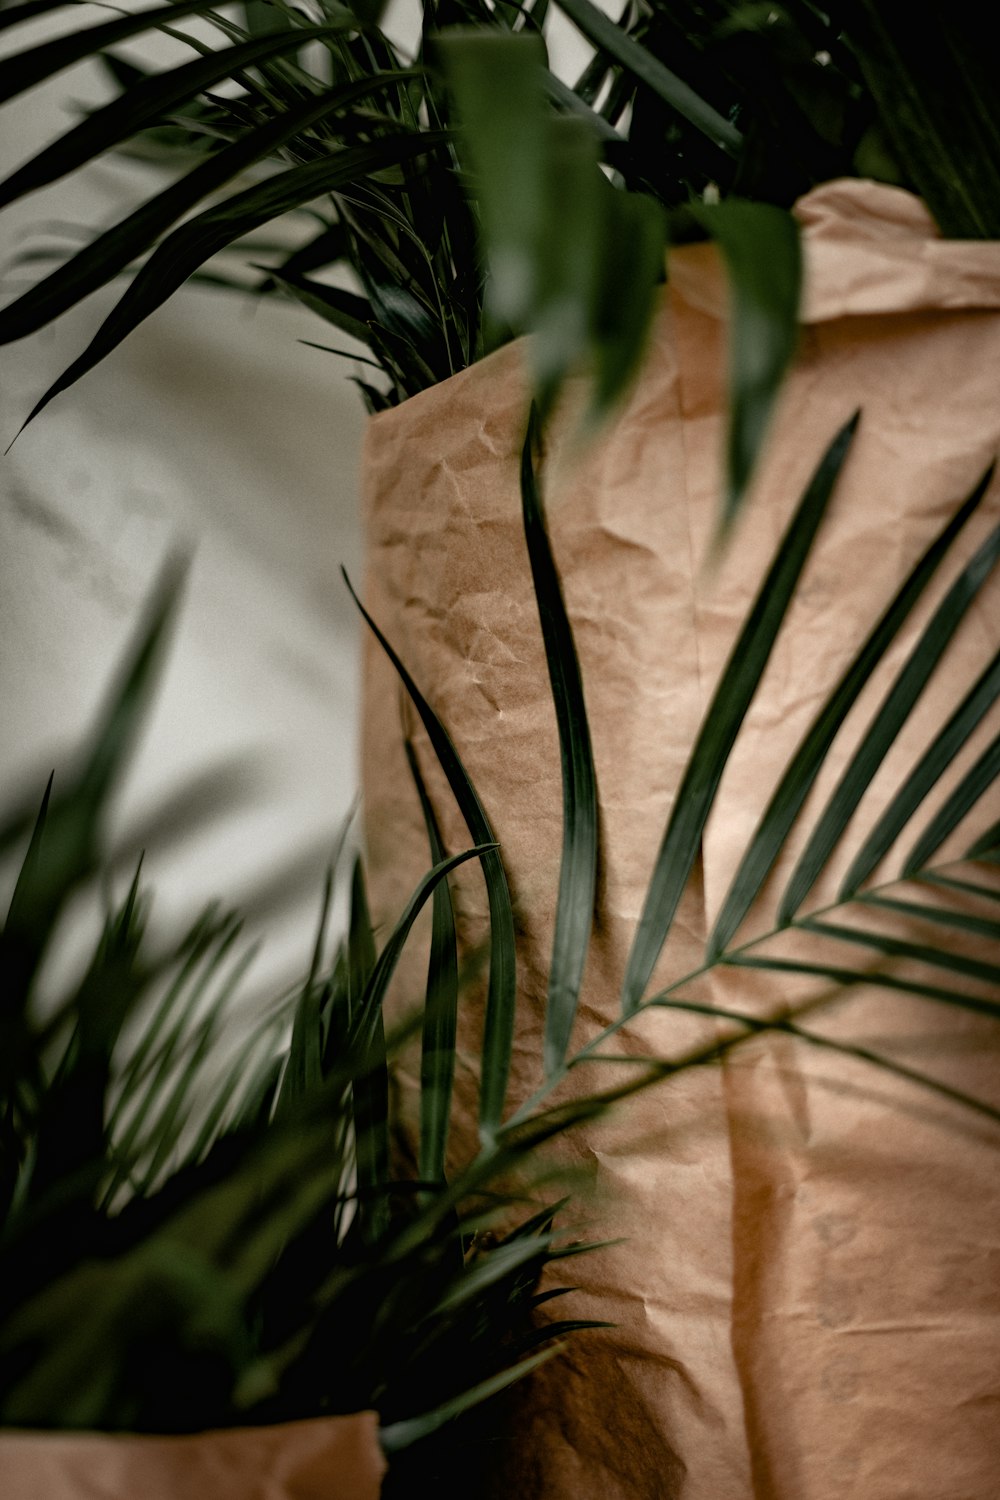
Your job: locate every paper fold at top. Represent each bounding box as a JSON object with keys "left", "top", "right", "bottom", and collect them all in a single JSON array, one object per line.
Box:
[
  {"left": 670, "top": 177, "right": 1000, "bottom": 323},
  {"left": 0, "top": 1411, "right": 386, "bottom": 1500}
]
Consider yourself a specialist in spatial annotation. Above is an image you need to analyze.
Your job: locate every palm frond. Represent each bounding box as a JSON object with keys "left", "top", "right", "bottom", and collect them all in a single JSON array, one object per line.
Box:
[
  {"left": 621, "top": 410, "right": 860, "bottom": 1013},
  {"left": 0, "top": 569, "right": 630, "bottom": 1461},
  {"left": 520, "top": 410, "right": 597, "bottom": 1077},
  {"left": 711, "top": 464, "right": 995, "bottom": 953}
]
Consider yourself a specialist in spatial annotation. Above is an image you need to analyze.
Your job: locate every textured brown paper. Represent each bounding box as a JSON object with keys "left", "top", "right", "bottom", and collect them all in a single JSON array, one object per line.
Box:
[
  {"left": 361, "top": 181, "right": 1000, "bottom": 1498},
  {"left": 0, "top": 1411, "right": 386, "bottom": 1500}
]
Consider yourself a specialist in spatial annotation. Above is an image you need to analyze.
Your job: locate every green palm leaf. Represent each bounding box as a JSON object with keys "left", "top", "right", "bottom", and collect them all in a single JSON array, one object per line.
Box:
[
  {"left": 966, "top": 820, "right": 1000, "bottom": 861},
  {"left": 343, "top": 571, "right": 518, "bottom": 1142},
  {"left": 621, "top": 410, "right": 859, "bottom": 1013},
  {"left": 841, "top": 646, "right": 1000, "bottom": 896},
  {"left": 405, "top": 741, "right": 460, "bottom": 1186},
  {"left": 549, "top": 0, "right": 741, "bottom": 156},
  {"left": 276, "top": 868, "right": 335, "bottom": 1114},
  {"left": 0, "top": 0, "right": 229, "bottom": 103},
  {"left": 379, "top": 1347, "right": 558, "bottom": 1453},
  {"left": 520, "top": 411, "right": 598, "bottom": 1078},
  {"left": 0, "top": 77, "right": 427, "bottom": 349},
  {"left": 709, "top": 465, "right": 993, "bottom": 955},
  {"left": 643, "top": 997, "right": 1000, "bottom": 1123},
  {"left": 17, "top": 131, "right": 448, "bottom": 425},
  {"left": 265, "top": 268, "right": 375, "bottom": 345},
  {"left": 724, "top": 953, "right": 1000, "bottom": 1023},
  {"left": 0, "top": 24, "right": 363, "bottom": 211},
  {"left": 347, "top": 857, "right": 389, "bottom": 1241},
  {"left": 858, "top": 893, "right": 1000, "bottom": 943},
  {"left": 796, "top": 915, "right": 1000, "bottom": 988},
  {"left": 694, "top": 199, "right": 802, "bottom": 531},
  {"left": 905, "top": 729, "right": 1000, "bottom": 874}
]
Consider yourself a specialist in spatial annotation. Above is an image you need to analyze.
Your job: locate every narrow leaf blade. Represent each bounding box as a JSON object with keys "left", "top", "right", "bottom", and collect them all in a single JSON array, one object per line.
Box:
[
  {"left": 549, "top": 0, "right": 741, "bottom": 155},
  {"left": 19, "top": 131, "right": 449, "bottom": 423},
  {"left": 905, "top": 729, "right": 1000, "bottom": 875},
  {"left": 404, "top": 742, "right": 459, "bottom": 1186},
  {"left": 621, "top": 411, "right": 859, "bottom": 1012},
  {"left": 710, "top": 466, "right": 992, "bottom": 955},
  {"left": 841, "top": 643, "right": 1000, "bottom": 896},
  {"left": 693, "top": 200, "right": 802, "bottom": 531},
  {"left": 520, "top": 413, "right": 597, "bottom": 1076},
  {"left": 343, "top": 572, "right": 517, "bottom": 1139}
]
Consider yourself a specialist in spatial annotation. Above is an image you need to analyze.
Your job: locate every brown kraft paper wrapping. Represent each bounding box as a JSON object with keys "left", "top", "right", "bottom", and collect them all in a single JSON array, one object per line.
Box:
[
  {"left": 0, "top": 1411, "right": 386, "bottom": 1499},
  {"left": 361, "top": 180, "right": 1000, "bottom": 1498}
]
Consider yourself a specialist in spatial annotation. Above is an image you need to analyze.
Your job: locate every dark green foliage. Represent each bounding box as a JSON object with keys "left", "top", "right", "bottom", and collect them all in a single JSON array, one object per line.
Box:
[
  {"left": 2, "top": 1, "right": 997, "bottom": 515},
  {"left": 621, "top": 411, "right": 859, "bottom": 1012},
  {"left": 343, "top": 571, "right": 517, "bottom": 1141},
  {"left": 0, "top": 571, "right": 597, "bottom": 1469},
  {"left": 520, "top": 411, "right": 597, "bottom": 1076}
]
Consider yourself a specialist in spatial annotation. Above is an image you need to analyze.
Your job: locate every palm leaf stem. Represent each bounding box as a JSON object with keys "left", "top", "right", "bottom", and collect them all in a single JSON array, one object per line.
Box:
[
  {"left": 505, "top": 849, "right": 999, "bottom": 1128},
  {"left": 572, "top": 1002, "right": 1000, "bottom": 1124}
]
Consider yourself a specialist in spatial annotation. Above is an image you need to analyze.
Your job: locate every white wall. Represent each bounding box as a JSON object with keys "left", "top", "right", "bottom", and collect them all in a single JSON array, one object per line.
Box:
[
  {"left": 0, "top": 11, "right": 372, "bottom": 988},
  {"left": 0, "top": 2, "right": 595, "bottom": 991}
]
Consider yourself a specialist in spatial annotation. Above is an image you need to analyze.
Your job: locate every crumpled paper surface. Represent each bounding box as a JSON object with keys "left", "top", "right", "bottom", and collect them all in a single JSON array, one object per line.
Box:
[
  {"left": 361, "top": 180, "right": 1000, "bottom": 1498},
  {"left": 0, "top": 1412, "right": 386, "bottom": 1500}
]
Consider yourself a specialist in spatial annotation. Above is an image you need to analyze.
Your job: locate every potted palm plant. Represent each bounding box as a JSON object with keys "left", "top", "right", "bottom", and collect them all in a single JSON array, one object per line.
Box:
[
  {"left": 1, "top": 1, "right": 999, "bottom": 1495},
  {"left": 0, "top": 562, "right": 650, "bottom": 1498}
]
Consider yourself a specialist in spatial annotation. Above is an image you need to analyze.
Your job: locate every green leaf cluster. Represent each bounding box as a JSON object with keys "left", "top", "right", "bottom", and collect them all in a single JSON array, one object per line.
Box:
[
  {"left": 2, "top": 2, "right": 997, "bottom": 515},
  {"left": 0, "top": 565, "right": 602, "bottom": 1485},
  {"left": 3, "top": 404, "right": 999, "bottom": 1470}
]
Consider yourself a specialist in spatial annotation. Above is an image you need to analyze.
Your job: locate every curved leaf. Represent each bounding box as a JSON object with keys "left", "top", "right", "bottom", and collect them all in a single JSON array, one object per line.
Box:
[
  {"left": 351, "top": 843, "right": 496, "bottom": 1055},
  {"left": 0, "top": 25, "right": 367, "bottom": 211},
  {"left": 520, "top": 411, "right": 598, "bottom": 1078},
  {"left": 905, "top": 729, "right": 1000, "bottom": 875},
  {"left": 621, "top": 411, "right": 859, "bottom": 1013},
  {"left": 19, "top": 131, "right": 449, "bottom": 425},
  {"left": 709, "top": 465, "right": 992, "bottom": 956},
  {"left": 404, "top": 740, "right": 459, "bottom": 1186},
  {"left": 0, "top": 0, "right": 232, "bottom": 104},
  {"left": 0, "top": 74, "right": 426, "bottom": 349},
  {"left": 693, "top": 200, "right": 802, "bottom": 532},
  {"left": 343, "top": 572, "right": 517, "bottom": 1140},
  {"left": 841, "top": 644, "right": 1000, "bottom": 897}
]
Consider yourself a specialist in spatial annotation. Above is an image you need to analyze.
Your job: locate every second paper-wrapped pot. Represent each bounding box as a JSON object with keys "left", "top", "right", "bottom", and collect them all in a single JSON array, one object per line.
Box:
[
  {"left": 0, "top": 1412, "right": 386, "bottom": 1500},
  {"left": 361, "top": 181, "right": 1000, "bottom": 1499}
]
